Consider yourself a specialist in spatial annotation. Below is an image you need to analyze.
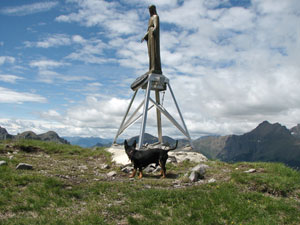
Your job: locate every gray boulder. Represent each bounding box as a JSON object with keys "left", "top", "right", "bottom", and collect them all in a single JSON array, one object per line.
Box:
[
  {"left": 189, "top": 171, "right": 199, "bottom": 182},
  {"left": 188, "top": 164, "right": 209, "bottom": 182},
  {"left": 192, "top": 164, "right": 209, "bottom": 178}
]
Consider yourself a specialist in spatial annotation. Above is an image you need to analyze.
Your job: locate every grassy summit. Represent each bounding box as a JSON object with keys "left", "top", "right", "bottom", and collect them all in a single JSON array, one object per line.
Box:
[{"left": 0, "top": 140, "right": 300, "bottom": 224}]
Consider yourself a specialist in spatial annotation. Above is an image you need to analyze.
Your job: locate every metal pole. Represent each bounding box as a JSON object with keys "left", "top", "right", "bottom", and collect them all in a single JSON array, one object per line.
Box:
[
  {"left": 138, "top": 80, "right": 152, "bottom": 149},
  {"left": 155, "top": 90, "right": 163, "bottom": 143},
  {"left": 119, "top": 105, "right": 155, "bottom": 136},
  {"left": 113, "top": 90, "right": 138, "bottom": 144},
  {"left": 167, "top": 83, "right": 194, "bottom": 148},
  {"left": 149, "top": 97, "right": 188, "bottom": 137}
]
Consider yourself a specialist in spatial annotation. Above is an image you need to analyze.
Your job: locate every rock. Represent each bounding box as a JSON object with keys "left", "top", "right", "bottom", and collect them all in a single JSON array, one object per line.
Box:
[
  {"left": 144, "top": 164, "right": 155, "bottom": 173},
  {"left": 191, "top": 164, "right": 209, "bottom": 178},
  {"left": 153, "top": 166, "right": 161, "bottom": 173},
  {"left": 100, "top": 164, "right": 110, "bottom": 170},
  {"left": 0, "top": 160, "right": 7, "bottom": 166},
  {"left": 244, "top": 169, "right": 256, "bottom": 173},
  {"left": 208, "top": 178, "right": 216, "bottom": 183},
  {"left": 189, "top": 171, "right": 199, "bottom": 182},
  {"left": 183, "top": 145, "right": 193, "bottom": 151},
  {"left": 107, "top": 171, "right": 117, "bottom": 177},
  {"left": 121, "top": 166, "right": 133, "bottom": 173},
  {"left": 106, "top": 145, "right": 131, "bottom": 165},
  {"left": 168, "top": 151, "right": 207, "bottom": 163},
  {"left": 167, "top": 156, "right": 177, "bottom": 164},
  {"left": 16, "top": 163, "right": 33, "bottom": 170}
]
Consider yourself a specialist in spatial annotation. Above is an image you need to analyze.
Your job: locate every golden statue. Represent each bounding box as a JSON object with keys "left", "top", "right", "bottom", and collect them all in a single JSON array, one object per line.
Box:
[{"left": 141, "top": 5, "right": 162, "bottom": 74}]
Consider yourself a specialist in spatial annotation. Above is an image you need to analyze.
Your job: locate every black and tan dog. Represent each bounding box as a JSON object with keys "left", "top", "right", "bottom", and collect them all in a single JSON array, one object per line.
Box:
[{"left": 124, "top": 140, "right": 178, "bottom": 179}]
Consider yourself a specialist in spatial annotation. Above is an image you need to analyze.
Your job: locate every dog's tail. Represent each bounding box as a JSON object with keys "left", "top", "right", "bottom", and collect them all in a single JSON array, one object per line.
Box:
[{"left": 167, "top": 140, "right": 178, "bottom": 151}]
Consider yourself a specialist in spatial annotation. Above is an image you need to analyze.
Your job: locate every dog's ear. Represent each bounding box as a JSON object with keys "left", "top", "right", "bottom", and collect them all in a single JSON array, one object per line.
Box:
[
  {"left": 133, "top": 140, "right": 137, "bottom": 148},
  {"left": 124, "top": 140, "right": 128, "bottom": 148}
]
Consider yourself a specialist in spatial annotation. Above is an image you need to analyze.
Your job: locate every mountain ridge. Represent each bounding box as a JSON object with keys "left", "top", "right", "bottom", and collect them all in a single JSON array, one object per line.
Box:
[
  {"left": 0, "top": 126, "right": 69, "bottom": 144},
  {"left": 193, "top": 121, "right": 300, "bottom": 168}
]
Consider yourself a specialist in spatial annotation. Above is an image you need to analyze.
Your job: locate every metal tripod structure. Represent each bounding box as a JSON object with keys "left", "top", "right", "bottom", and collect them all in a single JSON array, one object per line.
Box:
[{"left": 113, "top": 73, "right": 193, "bottom": 149}]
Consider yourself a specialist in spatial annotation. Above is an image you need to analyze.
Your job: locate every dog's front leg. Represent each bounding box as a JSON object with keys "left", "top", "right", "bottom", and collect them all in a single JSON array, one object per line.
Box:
[
  {"left": 138, "top": 169, "right": 143, "bottom": 179},
  {"left": 129, "top": 168, "right": 137, "bottom": 178}
]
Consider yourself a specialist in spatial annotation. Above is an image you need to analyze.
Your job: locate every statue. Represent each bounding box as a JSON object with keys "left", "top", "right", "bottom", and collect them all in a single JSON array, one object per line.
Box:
[{"left": 141, "top": 5, "right": 162, "bottom": 75}]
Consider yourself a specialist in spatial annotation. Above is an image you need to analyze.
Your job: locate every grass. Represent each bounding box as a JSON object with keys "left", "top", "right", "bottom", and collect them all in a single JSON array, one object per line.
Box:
[{"left": 0, "top": 140, "right": 300, "bottom": 224}]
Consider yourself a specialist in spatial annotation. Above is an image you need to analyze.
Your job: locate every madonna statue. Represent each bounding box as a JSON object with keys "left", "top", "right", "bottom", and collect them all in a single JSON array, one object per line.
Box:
[{"left": 141, "top": 5, "right": 162, "bottom": 74}]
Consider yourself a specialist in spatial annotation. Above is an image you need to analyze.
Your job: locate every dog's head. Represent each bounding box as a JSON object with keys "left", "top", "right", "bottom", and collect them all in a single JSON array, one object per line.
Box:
[{"left": 124, "top": 139, "right": 136, "bottom": 159}]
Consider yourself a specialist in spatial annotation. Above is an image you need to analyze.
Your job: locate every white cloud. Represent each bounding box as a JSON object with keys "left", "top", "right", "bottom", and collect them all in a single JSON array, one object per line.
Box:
[
  {"left": 37, "top": 69, "right": 93, "bottom": 84},
  {"left": 56, "top": 0, "right": 143, "bottom": 37},
  {"left": 30, "top": 59, "right": 66, "bottom": 69},
  {"left": 66, "top": 38, "right": 110, "bottom": 64},
  {"left": 37, "top": 34, "right": 71, "bottom": 48},
  {"left": 25, "top": 34, "right": 110, "bottom": 64},
  {"left": 0, "top": 74, "right": 24, "bottom": 83},
  {"left": 0, "top": 1, "right": 59, "bottom": 16},
  {"left": 0, "top": 56, "right": 15, "bottom": 65},
  {"left": 0, "top": 87, "right": 46, "bottom": 104},
  {"left": 24, "top": 34, "right": 87, "bottom": 48}
]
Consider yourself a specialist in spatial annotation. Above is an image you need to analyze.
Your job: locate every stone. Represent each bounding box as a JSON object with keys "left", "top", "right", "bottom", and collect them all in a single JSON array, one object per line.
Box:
[
  {"left": 121, "top": 166, "right": 133, "bottom": 173},
  {"left": 168, "top": 151, "right": 207, "bottom": 163},
  {"left": 153, "top": 166, "right": 161, "bottom": 173},
  {"left": 16, "top": 163, "right": 33, "bottom": 170},
  {"left": 167, "top": 156, "right": 177, "bottom": 164},
  {"left": 189, "top": 171, "right": 199, "bottom": 182},
  {"left": 100, "top": 164, "right": 110, "bottom": 170},
  {"left": 107, "top": 171, "right": 117, "bottom": 177},
  {"left": 245, "top": 169, "right": 256, "bottom": 173},
  {"left": 191, "top": 164, "right": 209, "bottom": 178},
  {"left": 106, "top": 145, "right": 131, "bottom": 165},
  {"left": 0, "top": 160, "right": 7, "bottom": 166},
  {"left": 144, "top": 164, "right": 155, "bottom": 173},
  {"left": 208, "top": 178, "right": 216, "bottom": 183}
]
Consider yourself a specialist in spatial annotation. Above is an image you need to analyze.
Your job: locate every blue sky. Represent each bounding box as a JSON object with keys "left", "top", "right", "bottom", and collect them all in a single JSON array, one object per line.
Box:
[{"left": 0, "top": 0, "right": 299, "bottom": 139}]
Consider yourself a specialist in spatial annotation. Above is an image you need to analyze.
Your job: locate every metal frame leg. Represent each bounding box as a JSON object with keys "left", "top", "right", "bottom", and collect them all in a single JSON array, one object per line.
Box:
[
  {"left": 138, "top": 80, "right": 152, "bottom": 149},
  {"left": 167, "top": 83, "right": 193, "bottom": 148},
  {"left": 113, "top": 90, "right": 138, "bottom": 144},
  {"left": 155, "top": 90, "right": 163, "bottom": 143}
]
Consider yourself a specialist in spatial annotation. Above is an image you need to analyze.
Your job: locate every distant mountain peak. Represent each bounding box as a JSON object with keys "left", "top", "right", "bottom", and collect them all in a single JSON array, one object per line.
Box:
[{"left": 248, "top": 121, "right": 291, "bottom": 138}]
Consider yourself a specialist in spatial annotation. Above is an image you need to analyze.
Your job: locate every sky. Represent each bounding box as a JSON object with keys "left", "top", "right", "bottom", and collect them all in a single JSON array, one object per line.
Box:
[{"left": 0, "top": 0, "right": 299, "bottom": 140}]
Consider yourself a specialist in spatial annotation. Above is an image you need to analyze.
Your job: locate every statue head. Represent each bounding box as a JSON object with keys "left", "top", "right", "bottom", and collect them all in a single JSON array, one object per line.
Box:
[{"left": 148, "top": 5, "right": 157, "bottom": 16}]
